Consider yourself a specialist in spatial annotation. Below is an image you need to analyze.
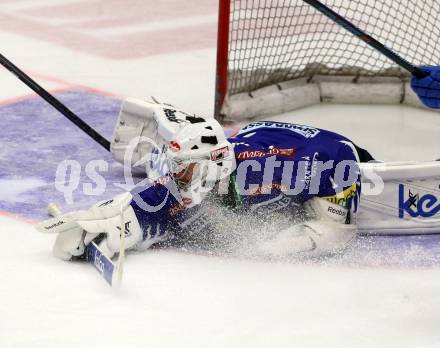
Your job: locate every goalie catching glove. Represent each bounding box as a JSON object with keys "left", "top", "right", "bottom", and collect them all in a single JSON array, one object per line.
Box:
[
  {"left": 411, "top": 66, "right": 440, "bottom": 109},
  {"left": 35, "top": 193, "right": 142, "bottom": 260}
]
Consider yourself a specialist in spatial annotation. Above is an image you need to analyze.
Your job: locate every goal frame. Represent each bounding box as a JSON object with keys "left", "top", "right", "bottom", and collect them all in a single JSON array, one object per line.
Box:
[
  {"left": 214, "top": 0, "right": 231, "bottom": 123},
  {"left": 214, "top": 0, "right": 437, "bottom": 123}
]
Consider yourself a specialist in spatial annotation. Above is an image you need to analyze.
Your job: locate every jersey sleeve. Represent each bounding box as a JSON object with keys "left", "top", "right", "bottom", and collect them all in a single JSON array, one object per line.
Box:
[
  {"left": 129, "top": 177, "right": 216, "bottom": 250},
  {"left": 130, "top": 180, "right": 179, "bottom": 246},
  {"left": 317, "top": 141, "right": 361, "bottom": 211}
]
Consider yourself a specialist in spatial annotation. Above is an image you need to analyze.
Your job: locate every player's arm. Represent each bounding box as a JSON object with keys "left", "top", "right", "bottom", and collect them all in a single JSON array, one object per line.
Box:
[
  {"left": 298, "top": 141, "right": 361, "bottom": 255},
  {"left": 411, "top": 66, "right": 440, "bottom": 109},
  {"left": 301, "top": 142, "right": 360, "bottom": 255}
]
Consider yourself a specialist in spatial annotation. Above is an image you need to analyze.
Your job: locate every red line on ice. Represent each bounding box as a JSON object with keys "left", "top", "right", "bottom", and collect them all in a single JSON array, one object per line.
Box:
[
  {"left": 0, "top": 71, "right": 120, "bottom": 106},
  {"left": 0, "top": 0, "right": 218, "bottom": 58}
]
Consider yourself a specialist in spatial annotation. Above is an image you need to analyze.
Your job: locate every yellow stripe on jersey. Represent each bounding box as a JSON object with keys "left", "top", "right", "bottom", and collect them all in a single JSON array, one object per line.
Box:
[{"left": 321, "top": 182, "right": 358, "bottom": 208}]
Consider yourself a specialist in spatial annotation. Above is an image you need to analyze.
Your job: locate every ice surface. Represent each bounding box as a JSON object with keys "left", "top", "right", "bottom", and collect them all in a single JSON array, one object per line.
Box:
[
  {"left": 1, "top": 1, "right": 440, "bottom": 347},
  {"left": 2, "top": 215, "right": 440, "bottom": 348},
  {"left": 0, "top": 177, "right": 47, "bottom": 203}
]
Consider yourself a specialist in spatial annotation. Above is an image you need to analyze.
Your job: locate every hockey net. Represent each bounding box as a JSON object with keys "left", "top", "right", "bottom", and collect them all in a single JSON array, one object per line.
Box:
[{"left": 214, "top": 0, "right": 440, "bottom": 122}]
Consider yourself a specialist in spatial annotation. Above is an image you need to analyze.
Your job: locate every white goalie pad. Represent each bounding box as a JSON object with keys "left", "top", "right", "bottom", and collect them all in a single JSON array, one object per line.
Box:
[
  {"left": 358, "top": 161, "right": 440, "bottom": 235},
  {"left": 111, "top": 98, "right": 199, "bottom": 178}
]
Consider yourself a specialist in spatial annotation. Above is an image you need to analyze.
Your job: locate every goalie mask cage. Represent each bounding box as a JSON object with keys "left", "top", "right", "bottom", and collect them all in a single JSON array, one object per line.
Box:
[{"left": 214, "top": 0, "right": 440, "bottom": 122}]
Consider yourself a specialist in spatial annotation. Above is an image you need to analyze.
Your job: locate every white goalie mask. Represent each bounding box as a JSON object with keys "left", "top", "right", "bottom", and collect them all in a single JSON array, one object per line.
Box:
[{"left": 165, "top": 118, "right": 236, "bottom": 205}]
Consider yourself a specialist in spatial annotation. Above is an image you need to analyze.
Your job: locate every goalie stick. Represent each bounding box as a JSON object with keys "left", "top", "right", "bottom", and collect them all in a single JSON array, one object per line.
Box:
[
  {"left": 303, "top": 0, "right": 428, "bottom": 79},
  {"left": 47, "top": 203, "right": 125, "bottom": 287},
  {"left": 0, "top": 53, "right": 111, "bottom": 151}
]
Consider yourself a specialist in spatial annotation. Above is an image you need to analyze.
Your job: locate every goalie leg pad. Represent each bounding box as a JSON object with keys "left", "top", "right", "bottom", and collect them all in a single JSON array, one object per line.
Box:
[{"left": 359, "top": 161, "right": 440, "bottom": 235}]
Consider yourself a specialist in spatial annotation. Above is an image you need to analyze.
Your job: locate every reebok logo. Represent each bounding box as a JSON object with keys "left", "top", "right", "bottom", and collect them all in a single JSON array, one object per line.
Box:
[
  {"left": 45, "top": 220, "right": 64, "bottom": 230},
  {"left": 98, "top": 199, "right": 113, "bottom": 207},
  {"left": 328, "top": 206, "right": 346, "bottom": 217},
  {"left": 117, "top": 221, "right": 132, "bottom": 237}
]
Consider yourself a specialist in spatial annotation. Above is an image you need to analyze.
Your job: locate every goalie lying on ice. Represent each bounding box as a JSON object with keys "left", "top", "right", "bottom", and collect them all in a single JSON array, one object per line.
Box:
[{"left": 37, "top": 100, "right": 374, "bottom": 260}]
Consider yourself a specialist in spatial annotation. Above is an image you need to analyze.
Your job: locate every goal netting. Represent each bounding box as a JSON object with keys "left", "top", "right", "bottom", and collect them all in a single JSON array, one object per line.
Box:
[{"left": 214, "top": 0, "right": 440, "bottom": 122}]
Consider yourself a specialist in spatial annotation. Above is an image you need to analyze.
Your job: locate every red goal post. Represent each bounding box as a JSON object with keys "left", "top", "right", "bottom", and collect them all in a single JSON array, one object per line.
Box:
[{"left": 214, "top": 0, "right": 440, "bottom": 123}]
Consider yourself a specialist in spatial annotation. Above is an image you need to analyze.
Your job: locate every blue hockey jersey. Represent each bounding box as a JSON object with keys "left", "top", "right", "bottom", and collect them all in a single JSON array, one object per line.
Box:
[{"left": 130, "top": 121, "right": 361, "bottom": 250}]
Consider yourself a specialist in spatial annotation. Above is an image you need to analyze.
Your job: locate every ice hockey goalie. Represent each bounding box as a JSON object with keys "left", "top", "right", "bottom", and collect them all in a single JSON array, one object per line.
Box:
[{"left": 36, "top": 98, "right": 440, "bottom": 261}]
